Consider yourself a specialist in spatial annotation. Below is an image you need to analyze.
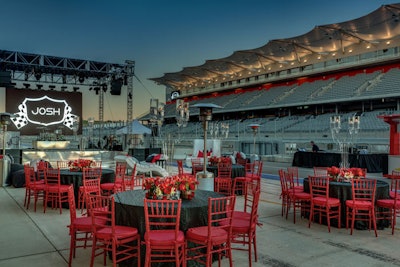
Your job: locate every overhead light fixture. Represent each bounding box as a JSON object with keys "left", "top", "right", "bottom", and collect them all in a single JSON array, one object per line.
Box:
[
  {"left": 78, "top": 74, "right": 85, "bottom": 83},
  {"left": 34, "top": 69, "right": 42, "bottom": 81},
  {"left": 49, "top": 85, "right": 56, "bottom": 90},
  {"left": 36, "top": 84, "right": 43, "bottom": 90},
  {"left": 61, "top": 86, "right": 67, "bottom": 91},
  {"left": 73, "top": 87, "right": 80, "bottom": 92},
  {"left": 23, "top": 83, "right": 30, "bottom": 89}
]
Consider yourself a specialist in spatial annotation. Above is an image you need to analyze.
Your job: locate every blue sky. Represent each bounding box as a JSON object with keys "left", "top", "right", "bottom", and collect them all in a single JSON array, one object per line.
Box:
[{"left": 0, "top": 0, "right": 395, "bottom": 121}]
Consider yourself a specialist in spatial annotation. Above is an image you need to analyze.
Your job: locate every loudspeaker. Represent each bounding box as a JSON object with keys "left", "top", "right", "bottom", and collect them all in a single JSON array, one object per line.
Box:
[
  {"left": 110, "top": 78, "right": 123, "bottom": 95},
  {"left": 0, "top": 71, "right": 11, "bottom": 86}
]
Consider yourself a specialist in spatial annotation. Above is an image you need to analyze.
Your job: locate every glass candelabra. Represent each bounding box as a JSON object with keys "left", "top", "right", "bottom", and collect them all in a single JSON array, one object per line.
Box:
[{"left": 330, "top": 115, "right": 360, "bottom": 169}]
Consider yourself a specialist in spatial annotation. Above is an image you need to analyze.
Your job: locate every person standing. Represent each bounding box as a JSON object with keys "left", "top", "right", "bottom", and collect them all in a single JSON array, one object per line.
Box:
[{"left": 310, "top": 141, "right": 319, "bottom": 152}]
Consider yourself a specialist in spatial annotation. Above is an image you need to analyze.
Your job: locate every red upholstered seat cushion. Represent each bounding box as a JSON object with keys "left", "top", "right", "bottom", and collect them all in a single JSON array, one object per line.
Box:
[
  {"left": 312, "top": 196, "right": 340, "bottom": 205},
  {"left": 144, "top": 230, "right": 185, "bottom": 246},
  {"left": 186, "top": 226, "right": 228, "bottom": 244},
  {"left": 345, "top": 200, "right": 373, "bottom": 209},
  {"left": 376, "top": 199, "right": 400, "bottom": 208},
  {"left": 96, "top": 225, "right": 138, "bottom": 240}
]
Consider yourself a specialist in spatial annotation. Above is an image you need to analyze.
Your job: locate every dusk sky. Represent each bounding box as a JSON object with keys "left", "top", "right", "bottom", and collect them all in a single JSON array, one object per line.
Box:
[{"left": 0, "top": 0, "right": 395, "bottom": 121}]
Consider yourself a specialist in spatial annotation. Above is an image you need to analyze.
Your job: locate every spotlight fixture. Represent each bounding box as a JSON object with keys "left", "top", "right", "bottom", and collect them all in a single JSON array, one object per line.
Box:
[
  {"left": 73, "top": 87, "right": 79, "bottom": 92},
  {"left": 23, "top": 83, "right": 30, "bottom": 89},
  {"left": 78, "top": 73, "right": 85, "bottom": 83},
  {"left": 34, "top": 69, "right": 42, "bottom": 81},
  {"left": 36, "top": 84, "right": 43, "bottom": 90},
  {"left": 49, "top": 85, "right": 56, "bottom": 90},
  {"left": 61, "top": 86, "right": 67, "bottom": 91}
]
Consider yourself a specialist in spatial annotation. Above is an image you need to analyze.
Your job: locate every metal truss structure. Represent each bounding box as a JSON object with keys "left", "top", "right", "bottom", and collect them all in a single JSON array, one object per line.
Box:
[{"left": 0, "top": 49, "right": 134, "bottom": 123}]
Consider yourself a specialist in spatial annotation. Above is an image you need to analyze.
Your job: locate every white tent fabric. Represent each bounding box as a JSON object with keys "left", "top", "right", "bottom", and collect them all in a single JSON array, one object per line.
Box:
[
  {"left": 150, "top": 4, "right": 400, "bottom": 89},
  {"left": 116, "top": 120, "right": 151, "bottom": 135}
]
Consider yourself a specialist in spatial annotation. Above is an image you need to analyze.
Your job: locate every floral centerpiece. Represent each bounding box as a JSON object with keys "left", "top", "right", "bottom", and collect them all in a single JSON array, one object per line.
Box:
[
  {"left": 327, "top": 166, "right": 365, "bottom": 182},
  {"left": 175, "top": 175, "right": 199, "bottom": 200},
  {"left": 143, "top": 175, "right": 198, "bottom": 200},
  {"left": 68, "top": 159, "right": 96, "bottom": 171},
  {"left": 209, "top": 156, "right": 231, "bottom": 166}
]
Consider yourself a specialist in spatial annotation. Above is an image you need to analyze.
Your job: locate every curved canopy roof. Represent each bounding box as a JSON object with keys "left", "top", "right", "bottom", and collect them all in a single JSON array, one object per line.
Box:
[{"left": 150, "top": 4, "right": 400, "bottom": 90}]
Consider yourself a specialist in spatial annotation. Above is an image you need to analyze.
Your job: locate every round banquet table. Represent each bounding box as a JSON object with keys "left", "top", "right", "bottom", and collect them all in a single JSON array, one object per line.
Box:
[
  {"left": 114, "top": 189, "right": 224, "bottom": 267},
  {"left": 303, "top": 178, "right": 390, "bottom": 229},
  {"left": 206, "top": 164, "right": 245, "bottom": 178},
  {"left": 59, "top": 168, "right": 115, "bottom": 201}
]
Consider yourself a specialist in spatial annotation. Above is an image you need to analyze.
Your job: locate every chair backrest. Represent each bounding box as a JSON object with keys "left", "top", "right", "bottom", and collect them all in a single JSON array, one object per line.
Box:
[
  {"left": 248, "top": 183, "right": 261, "bottom": 229},
  {"left": 214, "top": 177, "right": 233, "bottom": 196},
  {"left": 143, "top": 198, "right": 182, "bottom": 238},
  {"left": 135, "top": 173, "right": 145, "bottom": 190},
  {"left": 67, "top": 185, "right": 77, "bottom": 222},
  {"left": 177, "top": 160, "right": 184, "bottom": 176},
  {"left": 24, "top": 164, "right": 35, "bottom": 187},
  {"left": 350, "top": 178, "right": 376, "bottom": 203},
  {"left": 207, "top": 195, "right": 236, "bottom": 237},
  {"left": 308, "top": 176, "right": 330, "bottom": 200},
  {"left": 284, "top": 170, "right": 298, "bottom": 194},
  {"left": 83, "top": 167, "right": 102, "bottom": 182},
  {"left": 217, "top": 162, "right": 232, "bottom": 178},
  {"left": 390, "top": 170, "right": 400, "bottom": 192},
  {"left": 122, "top": 163, "right": 138, "bottom": 191},
  {"left": 244, "top": 162, "right": 255, "bottom": 175},
  {"left": 313, "top": 167, "right": 328, "bottom": 177},
  {"left": 115, "top": 161, "right": 127, "bottom": 179},
  {"left": 278, "top": 169, "right": 288, "bottom": 196},
  {"left": 191, "top": 158, "right": 203, "bottom": 175},
  {"left": 242, "top": 179, "right": 260, "bottom": 214},
  {"left": 57, "top": 161, "right": 70, "bottom": 169},
  {"left": 392, "top": 178, "right": 400, "bottom": 202},
  {"left": 45, "top": 168, "right": 61, "bottom": 186},
  {"left": 87, "top": 194, "right": 113, "bottom": 232},
  {"left": 83, "top": 177, "right": 101, "bottom": 196},
  {"left": 253, "top": 160, "right": 263, "bottom": 177},
  {"left": 93, "top": 160, "right": 102, "bottom": 168},
  {"left": 36, "top": 161, "right": 49, "bottom": 180},
  {"left": 287, "top": 167, "right": 299, "bottom": 186},
  {"left": 236, "top": 157, "right": 247, "bottom": 167}
]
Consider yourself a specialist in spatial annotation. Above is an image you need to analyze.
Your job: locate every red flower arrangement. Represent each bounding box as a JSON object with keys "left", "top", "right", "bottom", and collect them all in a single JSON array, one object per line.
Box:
[
  {"left": 175, "top": 175, "right": 198, "bottom": 199},
  {"left": 209, "top": 156, "right": 231, "bottom": 166},
  {"left": 143, "top": 175, "right": 198, "bottom": 200},
  {"left": 68, "top": 159, "right": 96, "bottom": 171},
  {"left": 327, "top": 166, "right": 365, "bottom": 182}
]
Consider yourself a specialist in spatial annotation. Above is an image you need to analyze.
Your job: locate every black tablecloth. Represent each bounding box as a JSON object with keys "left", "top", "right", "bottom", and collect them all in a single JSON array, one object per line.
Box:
[
  {"left": 114, "top": 189, "right": 224, "bottom": 267},
  {"left": 60, "top": 168, "right": 115, "bottom": 201},
  {"left": 292, "top": 151, "right": 388, "bottom": 173},
  {"left": 303, "top": 178, "right": 390, "bottom": 229},
  {"left": 206, "top": 164, "right": 245, "bottom": 178}
]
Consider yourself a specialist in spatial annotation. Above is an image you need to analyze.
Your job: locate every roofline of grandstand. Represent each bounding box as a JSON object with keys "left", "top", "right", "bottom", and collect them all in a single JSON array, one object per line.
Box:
[{"left": 151, "top": 3, "right": 400, "bottom": 94}]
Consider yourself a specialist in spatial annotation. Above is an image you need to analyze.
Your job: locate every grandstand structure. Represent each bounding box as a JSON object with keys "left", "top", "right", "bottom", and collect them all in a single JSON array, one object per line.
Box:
[{"left": 144, "top": 4, "right": 400, "bottom": 157}]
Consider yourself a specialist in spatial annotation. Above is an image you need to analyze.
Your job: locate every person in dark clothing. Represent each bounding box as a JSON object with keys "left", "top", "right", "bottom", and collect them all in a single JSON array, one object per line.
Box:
[{"left": 310, "top": 141, "right": 319, "bottom": 152}]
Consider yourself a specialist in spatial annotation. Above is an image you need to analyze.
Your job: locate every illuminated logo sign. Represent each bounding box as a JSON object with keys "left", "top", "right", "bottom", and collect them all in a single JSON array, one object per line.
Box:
[
  {"left": 11, "top": 95, "right": 78, "bottom": 129},
  {"left": 171, "top": 91, "right": 180, "bottom": 100}
]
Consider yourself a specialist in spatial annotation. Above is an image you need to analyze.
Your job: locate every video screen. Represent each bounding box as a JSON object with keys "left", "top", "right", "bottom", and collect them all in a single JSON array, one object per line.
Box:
[{"left": 6, "top": 88, "right": 82, "bottom": 135}]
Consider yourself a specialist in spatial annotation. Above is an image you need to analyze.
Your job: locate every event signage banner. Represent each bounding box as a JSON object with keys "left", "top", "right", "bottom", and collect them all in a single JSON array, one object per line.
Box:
[{"left": 6, "top": 88, "right": 82, "bottom": 135}]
